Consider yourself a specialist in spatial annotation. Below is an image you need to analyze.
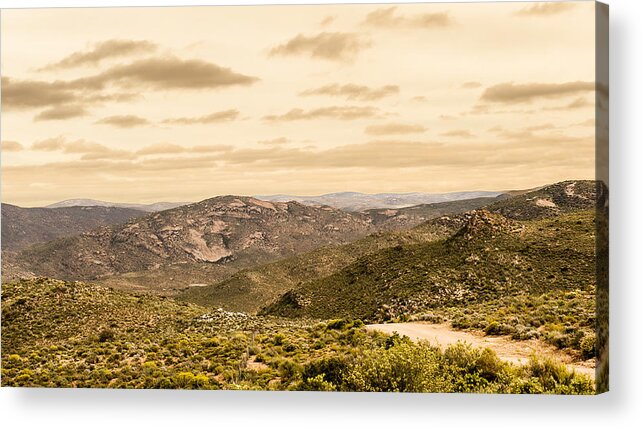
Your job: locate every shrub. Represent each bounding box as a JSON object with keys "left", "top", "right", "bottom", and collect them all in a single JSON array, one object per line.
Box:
[
  {"left": 174, "top": 372, "right": 196, "bottom": 389},
  {"left": 579, "top": 332, "right": 596, "bottom": 359},
  {"left": 326, "top": 319, "right": 348, "bottom": 330},
  {"left": 344, "top": 341, "right": 450, "bottom": 392},
  {"left": 302, "top": 356, "right": 348, "bottom": 387},
  {"left": 98, "top": 329, "right": 115, "bottom": 343},
  {"left": 273, "top": 333, "right": 286, "bottom": 346},
  {"left": 278, "top": 360, "right": 302, "bottom": 382},
  {"left": 299, "top": 374, "right": 337, "bottom": 391}
]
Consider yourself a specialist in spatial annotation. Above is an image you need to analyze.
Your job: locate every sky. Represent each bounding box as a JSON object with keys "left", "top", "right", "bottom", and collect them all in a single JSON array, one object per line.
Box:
[{"left": 1, "top": 1, "right": 599, "bottom": 206}]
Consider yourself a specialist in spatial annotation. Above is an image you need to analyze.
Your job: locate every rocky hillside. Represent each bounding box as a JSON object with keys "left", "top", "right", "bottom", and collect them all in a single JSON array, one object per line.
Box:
[
  {"left": 1, "top": 204, "right": 145, "bottom": 251},
  {"left": 365, "top": 195, "right": 507, "bottom": 230},
  {"left": 181, "top": 181, "right": 596, "bottom": 313},
  {"left": 179, "top": 214, "right": 465, "bottom": 313},
  {"left": 8, "top": 196, "right": 377, "bottom": 288},
  {"left": 487, "top": 180, "right": 597, "bottom": 220},
  {"left": 262, "top": 209, "right": 596, "bottom": 325}
]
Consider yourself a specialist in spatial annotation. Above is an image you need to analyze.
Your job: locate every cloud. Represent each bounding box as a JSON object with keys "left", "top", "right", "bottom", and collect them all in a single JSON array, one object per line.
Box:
[
  {"left": 1, "top": 77, "right": 76, "bottom": 110},
  {"left": 2, "top": 140, "right": 24, "bottom": 152},
  {"left": 566, "top": 97, "right": 592, "bottom": 109},
  {"left": 364, "top": 123, "right": 426, "bottom": 135},
  {"left": 441, "top": 130, "right": 474, "bottom": 138},
  {"left": 411, "top": 96, "right": 428, "bottom": 103},
  {"left": 363, "top": 7, "right": 452, "bottom": 29},
  {"left": 18, "top": 134, "right": 592, "bottom": 174},
  {"left": 2, "top": 57, "right": 257, "bottom": 112},
  {"left": 320, "top": 15, "right": 336, "bottom": 27},
  {"left": 263, "top": 106, "right": 381, "bottom": 122},
  {"left": 32, "top": 137, "right": 66, "bottom": 151},
  {"left": 573, "top": 118, "right": 596, "bottom": 127},
  {"left": 39, "top": 39, "right": 157, "bottom": 71},
  {"left": 136, "top": 143, "right": 186, "bottom": 155},
  {"left": 461, "top": 81, "right": 482, "bottom": 89},
  {"left": 30, "top": 136, "right": 133, "bottom": 160},
  {"left": 34, "top": 105, "right": 89, "bottom": 121},
  {"left": 74, "top": 56, "right": 259, "bottom": 90},
  {"left": 515, "top": 2, "right": 576, "bottom": 17},
  {"left": 257, "top": 137, "right": 290, "bottom": 146},
  {"left": 1, "top": 76, "right": 142, "bottom": 112},
  {"left": 30, "top": 136, "right": 234, "bottom": 161},
  {"left": 215, "top": 136, "right": 592, "bottom": 171},
  {"left": 269, "top": 32, "right": 371, "bottom": 62},
  {"left": 480, "top": 81, "right": 595, "bottom": 104},
  {"left": 543, "top": 97, "right": 593, "bottom": 111},
  {"left": 137, "top": 143, "right": 232, "bottom": 155},
  {"left": 300, "top": 83, "right": 399, "bottom": 101},
  {"left": 162, "top": 109, "right": 240, "bottom": 125},
  {"left": 95, "top": 115, "right": 150, "bottom": 128},
  {"left": 524, "top": 123, "right": 555, "bottom": 132}
]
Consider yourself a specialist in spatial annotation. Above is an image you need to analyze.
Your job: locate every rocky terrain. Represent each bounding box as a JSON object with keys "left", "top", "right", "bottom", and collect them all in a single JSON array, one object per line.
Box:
[
  {"left": 1, "top": 204, "right": 145, "bottom": 251},
  {"left": 263, "top": 208, "right": 597, "bottom": 359},
  {"left": 5, "top": 196, "right": 377, "bottom": 290},
  {"left": 365, "top": 195, "right": 507, "bottom": 230},
  {"left": 0, "top": 180, "right": 602, "bottom": 393},
  {"left": 179, "top": 213, "right": 466, "bottom": 313},
  {"left": 487, "top": 180, "right": 598, "bottom": 220},
  {"left": 181, "top": 181, "right": 597, "bottom": 314}
]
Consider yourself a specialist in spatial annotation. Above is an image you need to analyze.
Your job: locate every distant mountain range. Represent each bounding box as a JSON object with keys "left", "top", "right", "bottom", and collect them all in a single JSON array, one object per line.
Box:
[
  {"left": 3, "top": 196, "right": 380, "bottom": 290},
  {"left": 1, "top": 181, "right": 598, "bottom": 301},
  {"left": 45, "top": 199, "right": 188, "bottom": 212},
  {"left": 255, "top": 191, "right": 504, "bottom": 212}
]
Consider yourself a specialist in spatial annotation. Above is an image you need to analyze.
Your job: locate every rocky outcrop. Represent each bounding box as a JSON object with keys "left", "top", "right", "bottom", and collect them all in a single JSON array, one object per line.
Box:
[{"left": 13, "top": 196, "right": 377, "bottom": 281}]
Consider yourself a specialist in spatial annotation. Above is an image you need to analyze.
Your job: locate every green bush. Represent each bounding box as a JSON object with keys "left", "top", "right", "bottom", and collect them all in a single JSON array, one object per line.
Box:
[
  {"left": 344, "top": 341, "right": 450, "bottom": 392},
  {"left": 579, "top": 332, "right": 596, "bottom": 359},
  {"left": 326, "top": 319, "right": 348, "bottom": 330},
  {"left": 98, "top": 329, "right": 115, "bottom": 343}
]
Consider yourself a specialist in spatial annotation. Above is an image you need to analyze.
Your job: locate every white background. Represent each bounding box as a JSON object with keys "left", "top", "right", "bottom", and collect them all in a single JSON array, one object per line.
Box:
[{"left": 0, "top": 1, "right": 639, "bottom": 427}]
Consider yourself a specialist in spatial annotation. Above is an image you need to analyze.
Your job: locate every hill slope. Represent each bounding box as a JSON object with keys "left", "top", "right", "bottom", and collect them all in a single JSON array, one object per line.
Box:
[
  {"left": 181, "top": 181, "right": 595, "bottom": 313},
  {"left": 366, "top": 195, "right": 507, "bottom": 230},
  {"left": 1, "top": 277, "right": 593, "bottom": 393},
  {"left": 1, "top": 204, "right": 145, "bottom": 251},
  {"left": 179, "top": 215, "right": 467, "bottom": 313},
  {"left": 8, "top": 196, "right": 377, "bottom": 291},
  {"left": 487, "top": 180, "right": 597, "bottom": 220},
  {"left": 263, "top": 209, "right": 596, "bottom": 322}
]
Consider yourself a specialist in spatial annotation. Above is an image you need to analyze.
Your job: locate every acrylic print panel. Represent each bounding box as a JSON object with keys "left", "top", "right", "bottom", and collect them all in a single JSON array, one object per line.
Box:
[{"left": 0, "top": 1, "right": 608, "bottom": 394}]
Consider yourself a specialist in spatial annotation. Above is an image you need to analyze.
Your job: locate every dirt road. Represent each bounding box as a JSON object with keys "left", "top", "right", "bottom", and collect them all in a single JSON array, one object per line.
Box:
[{"left": 366, "top": 322, "right": 595, "bottom": 378}]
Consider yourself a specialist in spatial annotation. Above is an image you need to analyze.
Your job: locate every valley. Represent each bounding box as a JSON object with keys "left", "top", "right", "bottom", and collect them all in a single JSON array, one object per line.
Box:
[{"left": 0, "top": 180, "right": 604, "bottom": 393}]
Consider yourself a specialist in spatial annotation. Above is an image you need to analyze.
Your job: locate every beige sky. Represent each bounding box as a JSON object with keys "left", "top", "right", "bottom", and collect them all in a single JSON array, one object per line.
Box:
[{"left": 1, "top": 1, "right": 597, "bottom": 206}]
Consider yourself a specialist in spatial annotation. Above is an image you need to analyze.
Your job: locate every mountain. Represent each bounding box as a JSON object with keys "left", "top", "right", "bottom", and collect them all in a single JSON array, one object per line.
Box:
[
  {"left": 45, "top": 199, "right": 188, "bottom": 212},
  {"left": 487, "top": 180, "right": 597, "bottom": 220},
  {"left": 365, "top": 195, "right": 508, "bottom": 230},
  {"left": 6, "top": 196, "right": 377, "bottom": 291},
  {"left": 262, "top": 209, "right": 596, "bottom": 335},
  {"left": 178, "top": 214, "right": 467, "bottom": 313},
  {"left": 1, "top": 203, "right": 145, "bottom": 251},
  {"left": 255, "top": 190, "right": 504, "bottom": 212},
  {"left": 179, "top": 181, "right": 596, "bottom": 313}
]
